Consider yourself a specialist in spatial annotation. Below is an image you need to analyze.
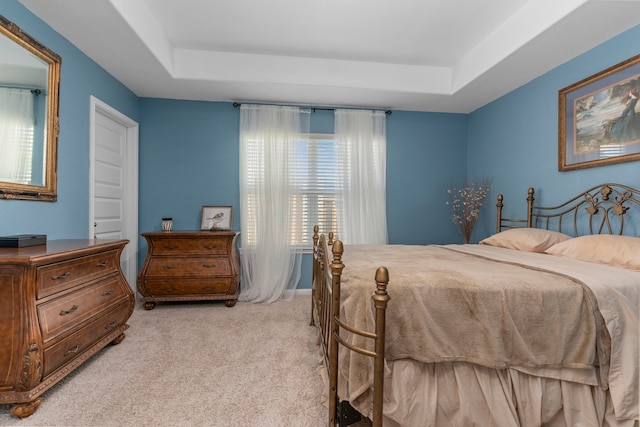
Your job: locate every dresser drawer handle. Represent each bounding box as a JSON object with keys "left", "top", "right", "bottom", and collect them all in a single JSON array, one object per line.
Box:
[
  {"left": 163, "top": 245, "right": 178, "bottom": 250},
  {"left": 163, "top": 265, "right": 177, "bottom": 269},
  {"left": 105, "top": 321, "right": 117, "bottom": 330},
  {"left": 96, "top": 260, "right": 110, "bottom": 267},
  {"left": 59, "top": 305, "right": 78, "bottom": 316},
  {"left": 51, "top": 271, "right": 71, "bottom": 280},
  {"left": 203, "top": 244, "right": 217, "bottom": 249},
  {"left": 63, "top": 343, "right": 81, "bottom": 357},
  {"left": 161, "top": 287, "right": 178, "bottom": 292},
  {"left": 202, "top": 264, "right": 217, "bottom": 268},
  {"left": 101, "top": 288, "right": 115, "bottom": 296},
  {"left": 202, "top": 286, "right": 214, "bottom": 291}
]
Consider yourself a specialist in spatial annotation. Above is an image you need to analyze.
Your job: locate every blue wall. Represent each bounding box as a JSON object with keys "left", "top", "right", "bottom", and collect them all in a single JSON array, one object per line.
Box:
[
  {"left": 138, "top": 101, "right": 468, "bottom": 287},
  {"left": 0, "top": 1, "right": 140, "bottom": 239},
  {"left": 138, "top": 100, "right": 241, "bottom": 234},
  {"left": 386, "top": 111, "right": 468, "bottom": 244},
  {"left": 469, "top": 25, "right": 640, "bottom": 239},
  {"left": 2, "top": 0, "right": 639, "bottom": 290}
]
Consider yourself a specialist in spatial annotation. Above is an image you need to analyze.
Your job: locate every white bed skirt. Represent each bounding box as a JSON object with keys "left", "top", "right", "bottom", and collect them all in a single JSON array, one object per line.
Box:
[{"left": 343, "top": 360, "right": 638, "bottom": 427}]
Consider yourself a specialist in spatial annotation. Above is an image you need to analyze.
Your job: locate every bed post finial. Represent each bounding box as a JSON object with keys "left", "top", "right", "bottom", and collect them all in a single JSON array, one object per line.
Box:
[
  {"left": 328, "top": 232, "right": 334, "bottom": 245},
  {"left": 374, "top": 267, "right": 389, "bottom": 294},
  {"left": 332, "top": 240, "right": 343, "bottom": 265}
]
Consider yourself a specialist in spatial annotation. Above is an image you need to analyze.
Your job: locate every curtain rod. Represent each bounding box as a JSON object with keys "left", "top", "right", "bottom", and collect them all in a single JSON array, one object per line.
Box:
[
  {"left": 232, "top": 102, "right": 391, "bottom": 115},
  {"left": 0, "top": 85, "right": 42, "bottom": 95}
]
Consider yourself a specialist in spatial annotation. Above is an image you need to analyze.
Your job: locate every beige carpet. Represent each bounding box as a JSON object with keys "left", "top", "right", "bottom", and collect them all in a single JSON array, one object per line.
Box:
[{"left": 0, "top": 294, "right": 369, "bottom": 427}]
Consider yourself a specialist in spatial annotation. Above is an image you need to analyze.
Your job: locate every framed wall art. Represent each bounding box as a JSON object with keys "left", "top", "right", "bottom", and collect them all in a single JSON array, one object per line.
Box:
[
  {"left": 200, "top": 206, "right": 233, "bottom": 230},
  {"left": 559, "top": 53, "right": 640, "bottom": 171}
]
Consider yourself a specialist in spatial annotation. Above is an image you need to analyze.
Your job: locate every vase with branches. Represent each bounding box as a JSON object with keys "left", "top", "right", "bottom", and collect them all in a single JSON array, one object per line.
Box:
[{"left": 446, "top": 177, "right": 492, "bottom": 244}]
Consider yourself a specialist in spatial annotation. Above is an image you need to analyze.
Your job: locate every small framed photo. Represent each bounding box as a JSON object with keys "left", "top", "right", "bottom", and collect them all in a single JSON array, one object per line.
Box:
[{"left": 200, "top": 206, "right": 233, "bottom": 230}]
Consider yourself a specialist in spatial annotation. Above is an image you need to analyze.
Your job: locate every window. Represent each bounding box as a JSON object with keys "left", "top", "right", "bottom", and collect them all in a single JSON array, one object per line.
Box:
[
  {"left": 289, "top": 134, "right": 339, "bottom": 247},
  {"left": 243, "top": 133, "right": 339, "bottom": 248},
  {"left": 241, "top": 107, "right": 387, "bottom": 251}
]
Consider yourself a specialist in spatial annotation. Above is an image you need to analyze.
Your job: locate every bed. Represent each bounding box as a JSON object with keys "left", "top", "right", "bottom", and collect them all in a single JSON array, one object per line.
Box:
[{"left": 310, "top": 183, "right": 640, "bottom": 427}]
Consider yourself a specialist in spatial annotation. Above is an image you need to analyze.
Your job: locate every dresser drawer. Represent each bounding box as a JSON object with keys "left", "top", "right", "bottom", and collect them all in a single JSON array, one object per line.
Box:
[
  {"left": 42, "top": 302, "right": 131, "bottom": 378},
  {"left": 37, "top": 275, "right": 128, "bottom": 343},
  {"left": 151, "top": 238, "right": 227, "bottom": 255},
  {"left": 144, "top": 278, "right": 233, "bottom": 295},
  {"left": 146, "top": 257, "right": 230, "bottom": 277},
  {"left": 37, "top": 250, "right": 120, "bottom": 299}
]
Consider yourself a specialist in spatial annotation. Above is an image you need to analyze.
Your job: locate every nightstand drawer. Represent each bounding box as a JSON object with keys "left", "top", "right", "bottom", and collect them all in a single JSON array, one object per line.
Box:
[
  {"left": 37, "top": 275, "right": 128, "bottom": 343},
  {"left": 37, "top": 250, "right": 120, "bottom": 299},
  {"left": 144, "top": 278, "right": 233, "bottom": 295},
  {"left": 146, "top": 257, "right": 230, "bottom": 276},
  {"left": 151, "top": 238, "right": 227, "bottom": 255}
]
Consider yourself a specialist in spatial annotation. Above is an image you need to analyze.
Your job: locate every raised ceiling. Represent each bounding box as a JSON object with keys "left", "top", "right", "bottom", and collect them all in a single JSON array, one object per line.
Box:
[{"left": 17, "top": 0, "right": 640, "bottom": 113}]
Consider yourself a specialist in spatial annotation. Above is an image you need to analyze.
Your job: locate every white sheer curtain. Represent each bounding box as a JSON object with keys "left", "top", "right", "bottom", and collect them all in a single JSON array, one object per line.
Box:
[
  {"left": 0, "top": 88, "right": 34, "bottom": 183},
  {"left": 238, "top": 104, "right": 311, "bottom": 303},
  {"left": 335, "top": 109, "right": 388, "bottom": 244}
]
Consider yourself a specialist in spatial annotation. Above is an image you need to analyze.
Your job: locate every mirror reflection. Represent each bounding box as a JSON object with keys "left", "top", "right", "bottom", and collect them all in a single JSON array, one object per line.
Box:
[{"left": 0, "top": 15, "right": 60, "bottom": 201}]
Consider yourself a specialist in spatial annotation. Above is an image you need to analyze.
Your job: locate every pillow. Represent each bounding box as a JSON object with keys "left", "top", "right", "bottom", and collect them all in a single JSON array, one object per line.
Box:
[
  {"left": 545, "top": 234, "right": 640, "bottom": 271},
  {"left": 480, "top": 228, "right": 572, "bottom": 253}
]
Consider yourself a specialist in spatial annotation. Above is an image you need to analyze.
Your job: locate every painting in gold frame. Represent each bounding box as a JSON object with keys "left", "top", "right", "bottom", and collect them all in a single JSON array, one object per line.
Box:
[{"left": 559, "top": 53, "right": 640, "bottom": 171}]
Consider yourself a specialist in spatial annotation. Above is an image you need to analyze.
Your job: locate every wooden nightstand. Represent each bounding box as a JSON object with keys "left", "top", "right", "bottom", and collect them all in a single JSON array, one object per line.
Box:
[{"left": 137, "top": 231, "right": 240, "bottom": 310}]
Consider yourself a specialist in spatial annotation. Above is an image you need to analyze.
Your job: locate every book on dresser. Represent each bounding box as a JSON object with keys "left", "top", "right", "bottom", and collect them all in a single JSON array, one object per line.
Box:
[
  {"left": 137, "top": 231, "right": 241, "bottom": 310},
  {"left": 0, "top": 239, "right": 135, "bottom": 418}
]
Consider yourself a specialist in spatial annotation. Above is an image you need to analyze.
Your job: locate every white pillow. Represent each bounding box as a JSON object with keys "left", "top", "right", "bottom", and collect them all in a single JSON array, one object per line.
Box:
[
  {"left": 480, "top": 228, "right": 572, "bottom": 253},
  {"left": 545, "top": 234, "right": 640, "bottom": 271}
]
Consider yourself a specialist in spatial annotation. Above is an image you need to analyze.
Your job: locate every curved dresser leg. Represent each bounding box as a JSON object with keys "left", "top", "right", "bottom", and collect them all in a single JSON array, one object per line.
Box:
[
  {"left": 110, "top": 333, "right": 126, "bottom": 345},
  {"left": 143, "top": 302, "right": 156, "bottom": 310},
  {"left": 225, "top": 299, "right": 237, "bottom": 307},
  {"left": 10, "top": 398, "right": 42, "bottom": 418}
]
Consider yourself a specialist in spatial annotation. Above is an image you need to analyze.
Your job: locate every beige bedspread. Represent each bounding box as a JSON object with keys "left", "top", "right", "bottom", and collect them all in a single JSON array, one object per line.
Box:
[{"left": 336, "top": 244, "right": 639, "bottom": 422}]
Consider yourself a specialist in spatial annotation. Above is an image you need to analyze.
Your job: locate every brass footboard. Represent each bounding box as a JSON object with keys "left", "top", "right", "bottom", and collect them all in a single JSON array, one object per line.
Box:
[{"left": 311, "top": 226, "right": 390, "bottom": 427}]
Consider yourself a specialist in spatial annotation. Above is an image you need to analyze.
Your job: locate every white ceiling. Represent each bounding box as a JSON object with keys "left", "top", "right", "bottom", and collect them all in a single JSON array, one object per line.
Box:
[{"left": 17, "top": 0, "right": 640, "bottom": 113}]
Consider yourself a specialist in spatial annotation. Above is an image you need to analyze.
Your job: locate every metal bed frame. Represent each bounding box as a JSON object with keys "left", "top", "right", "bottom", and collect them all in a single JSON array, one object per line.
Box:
[
  {"left": 497, "top": 183, "right": 640, "bottom": 235},
  {"left": 312, "top": 183, "right": 640, "bottom": 427}
]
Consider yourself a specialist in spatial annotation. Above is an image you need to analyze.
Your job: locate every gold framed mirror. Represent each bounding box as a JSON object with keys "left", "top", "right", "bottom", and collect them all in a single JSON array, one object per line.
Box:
[{"left": 0, "top": 15, "right": 60, "bottom": 201}]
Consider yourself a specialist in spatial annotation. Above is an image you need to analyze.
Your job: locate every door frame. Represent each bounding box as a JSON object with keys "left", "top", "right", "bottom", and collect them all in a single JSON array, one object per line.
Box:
[{"left": 89, "top": 95, "right": 139, "bottom": 292}]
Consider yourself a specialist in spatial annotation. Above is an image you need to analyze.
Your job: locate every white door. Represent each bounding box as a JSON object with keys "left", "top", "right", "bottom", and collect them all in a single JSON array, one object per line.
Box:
[{"left": 89, "top": 96, "right": 139, "bottom": 291}]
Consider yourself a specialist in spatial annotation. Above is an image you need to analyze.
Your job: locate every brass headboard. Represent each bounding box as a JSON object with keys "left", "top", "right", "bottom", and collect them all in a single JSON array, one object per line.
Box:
[{"left": 497, "top": 183, "right": 640, "bottom": 236}]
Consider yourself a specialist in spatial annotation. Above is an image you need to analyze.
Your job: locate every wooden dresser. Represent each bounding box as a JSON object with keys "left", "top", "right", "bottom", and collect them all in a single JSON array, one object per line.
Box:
[
  {"left": 137, "top": 231, "right": 240, "bottom": 310},
  {"left": 0, "top": 239, "right": 134, "bottom": 418}
]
